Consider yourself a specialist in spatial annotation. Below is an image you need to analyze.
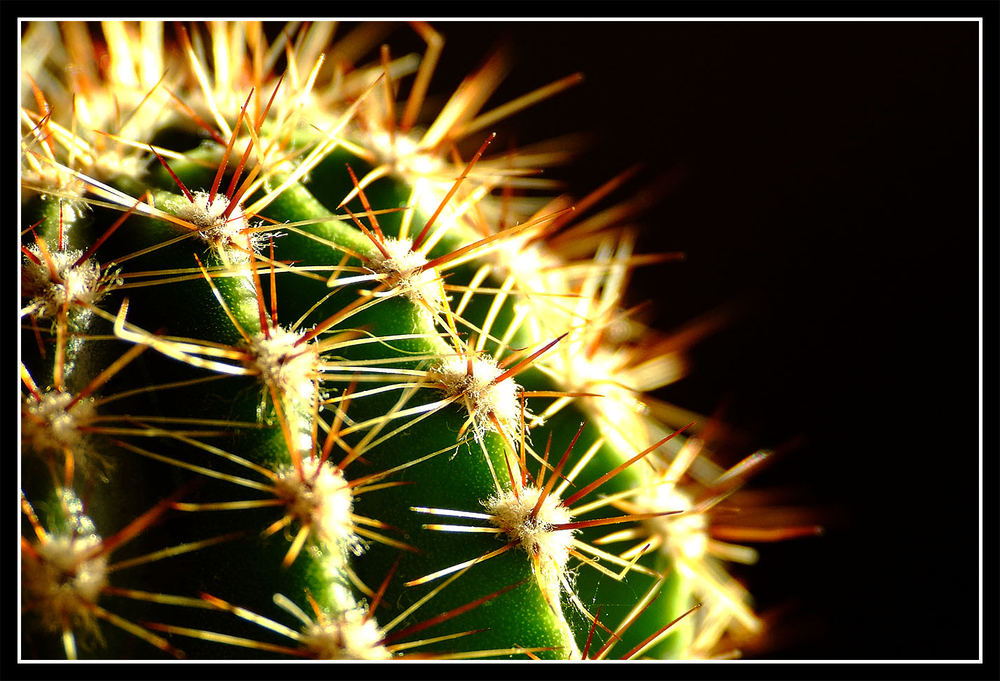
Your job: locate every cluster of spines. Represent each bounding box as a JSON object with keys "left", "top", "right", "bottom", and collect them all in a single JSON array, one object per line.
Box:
[{"left": 20, "top": 21, "right": 819, "bottom": 661}]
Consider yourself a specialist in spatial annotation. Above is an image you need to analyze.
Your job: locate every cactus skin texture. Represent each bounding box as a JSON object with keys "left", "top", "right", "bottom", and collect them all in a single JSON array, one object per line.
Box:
[{"left": 19, "top": 21, "right": 802, "bottom": 661}]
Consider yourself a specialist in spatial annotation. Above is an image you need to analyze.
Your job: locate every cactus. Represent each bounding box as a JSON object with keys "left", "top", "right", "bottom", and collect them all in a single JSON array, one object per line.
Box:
[{"left": 19, "top": 21, "right": 803, "bottom": 661}]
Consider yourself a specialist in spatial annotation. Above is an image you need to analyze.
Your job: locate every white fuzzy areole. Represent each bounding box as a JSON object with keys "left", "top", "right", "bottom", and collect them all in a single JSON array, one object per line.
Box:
[
  {"left": 22, "top": 247, "right": 107, "bottom": 318},
  {"left": 273, "top": 457, "right": 361, "bottom": 558},
  {"left": 365, "top": 129, "right": 438, "bottom": 178},
  {"left": 171, "top": 191, "right": 252, "bottom": 259},
  {"left": 367, "top": 237, "right": 443, "bottom": 309},
  {"left": 431, "top": 355, "right": 520, "bottom": 439},
  {"left": 300, "top": 607, "right": 390, "bottom": 660},
  {"left": 245, "top": 327, "right": 319, "bottom": 409},
  {"left": 485, "top": 485, "right": 574, "bottom": 605},
  {"left": 23, "top": 532, "right": 109, "bottom": 634},
  {"left": 22, "top": 392, "right": 96, "bottom": 457},
  {"left": 639, "top": 484, "right": 708, "bottom": 563},
  {"left": 91, "top": 149, "right": 147, "bottom": 183}
]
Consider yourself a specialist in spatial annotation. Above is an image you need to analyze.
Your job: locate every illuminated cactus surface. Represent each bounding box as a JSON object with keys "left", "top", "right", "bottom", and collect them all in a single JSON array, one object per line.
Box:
[{"left": 20, "top": 21, "right": 794, "bottom": 661}]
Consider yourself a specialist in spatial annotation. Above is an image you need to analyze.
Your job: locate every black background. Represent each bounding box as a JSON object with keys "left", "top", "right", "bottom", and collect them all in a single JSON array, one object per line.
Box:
[{"left": 405, "top": 16, "right": 987, "bottom": 662}]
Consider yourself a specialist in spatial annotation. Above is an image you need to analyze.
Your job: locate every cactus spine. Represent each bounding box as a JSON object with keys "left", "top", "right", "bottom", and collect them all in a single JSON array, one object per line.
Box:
[{"left": 21, "top": 21, "right": 779, "bottom": 660}]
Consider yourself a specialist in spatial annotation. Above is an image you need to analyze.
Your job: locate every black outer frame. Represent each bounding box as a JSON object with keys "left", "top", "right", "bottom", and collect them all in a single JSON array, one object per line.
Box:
[{"left": 8, "top": 1, "right": 996, "bottom": 678}]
